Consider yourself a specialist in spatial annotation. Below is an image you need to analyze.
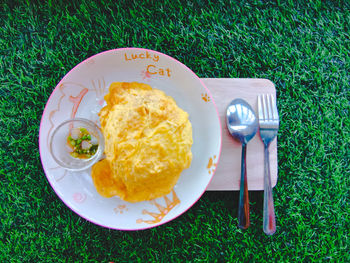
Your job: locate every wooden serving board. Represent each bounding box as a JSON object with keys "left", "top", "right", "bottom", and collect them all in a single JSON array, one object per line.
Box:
[{"left": 202, "top": 78, "right": 278, "bottom": 191}]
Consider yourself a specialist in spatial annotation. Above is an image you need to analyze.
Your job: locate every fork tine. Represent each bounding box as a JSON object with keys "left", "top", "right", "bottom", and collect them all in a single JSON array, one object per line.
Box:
[
  {"left": 270, "top": 94, "right": 279, "bottom": 120},
  {"left": 262, "top": 94, "right": 268, "bottom": 121},
  {"left": 267, "top": 94, "right": 274, "bottom": 120},
  {"left": 258, "top": 95, "right": 264, "bottom": 120}
]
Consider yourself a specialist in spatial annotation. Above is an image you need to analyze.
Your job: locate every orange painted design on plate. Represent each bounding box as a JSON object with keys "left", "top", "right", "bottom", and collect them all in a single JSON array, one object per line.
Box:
[
  {"left": 141, "top": 70, "right": 152, "bottom": 80},
  {"left": 46, "top": 82, "right": 89, "bottom": 148},
  {"left": 114, "top": 205, "right": 128, "bottom": 214},
  {"left": 73, "top": 192, "right": 86, "bottom": 203},
  {"left": 201, "top": 93, "right": 210, "bottom": 102},
  {"left": 207, "top": 155, "right": 217, "bottom": 175},
  {"left": 69, "top": 88, "right": 89, "bottom": 119},
  {"left": 46, "top": 84, "right": 67, "bottom": 148},
  {"left": 85, "top": 58, "right": 95, "bottom": 66},
  {"left": 136, "top": 190, "right": 180, "bottom": 224}
]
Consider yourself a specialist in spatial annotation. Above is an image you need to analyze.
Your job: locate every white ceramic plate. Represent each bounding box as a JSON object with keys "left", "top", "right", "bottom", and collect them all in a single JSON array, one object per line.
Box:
[{"left": 39, "top": 48, "right": 222, "bottom": 230}]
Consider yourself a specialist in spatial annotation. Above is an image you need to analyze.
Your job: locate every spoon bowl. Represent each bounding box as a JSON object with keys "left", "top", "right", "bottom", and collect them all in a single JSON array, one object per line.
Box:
[
  {"left": 227, "top": 99, "right": 258, "bottom": 144},
  {"left": 226, "top": 98, "right": 258, "bottom": 229}
]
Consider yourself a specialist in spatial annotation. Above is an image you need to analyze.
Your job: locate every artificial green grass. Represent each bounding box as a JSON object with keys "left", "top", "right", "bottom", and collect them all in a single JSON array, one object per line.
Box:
[{"left": 1, "top": 0, "right": 349, "bottom": 261}]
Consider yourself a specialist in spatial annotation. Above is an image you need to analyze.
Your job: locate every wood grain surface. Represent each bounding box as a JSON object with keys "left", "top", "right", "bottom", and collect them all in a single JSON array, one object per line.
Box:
[{"left": 202, "top": 78, "right": 278, "bottom": 191}]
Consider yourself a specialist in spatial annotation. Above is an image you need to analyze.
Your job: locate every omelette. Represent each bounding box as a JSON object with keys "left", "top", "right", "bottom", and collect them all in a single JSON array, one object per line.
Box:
[{"left": 91, "top": 82, "right": 193, "bottom": 202}]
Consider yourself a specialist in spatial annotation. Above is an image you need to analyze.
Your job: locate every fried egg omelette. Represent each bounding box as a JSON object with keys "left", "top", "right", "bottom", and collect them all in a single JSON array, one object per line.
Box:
[{"left": 91, "top": 82, "right": 193, "bottom": 202}]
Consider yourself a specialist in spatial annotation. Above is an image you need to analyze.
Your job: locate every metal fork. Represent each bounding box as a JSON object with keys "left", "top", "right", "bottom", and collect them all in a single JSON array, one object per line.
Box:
[{"left": 258, "top": 94, "right": 279, "bottom": 235}]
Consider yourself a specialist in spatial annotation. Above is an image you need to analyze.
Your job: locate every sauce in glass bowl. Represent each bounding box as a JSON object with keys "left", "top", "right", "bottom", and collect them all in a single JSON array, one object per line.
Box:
[
  {"left": 67, "top": 127, "right": 99, "bottom": 159},
  {"left": 49, "top": 118, "right": 104, "bottom": 171}
]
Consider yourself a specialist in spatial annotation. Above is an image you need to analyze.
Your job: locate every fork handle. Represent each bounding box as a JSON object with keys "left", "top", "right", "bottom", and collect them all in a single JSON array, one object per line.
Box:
[
  {"left": 238, "top": 144, "right": 250, "bottom": 229},
  {"left": 263, "top": 145, "right": 276, "bottom": 235}
]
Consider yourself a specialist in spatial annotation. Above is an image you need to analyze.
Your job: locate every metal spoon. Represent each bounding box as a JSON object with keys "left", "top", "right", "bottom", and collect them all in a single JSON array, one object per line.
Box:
[{"left": 226, "top": 98, "right": 258, "bottom": 229}]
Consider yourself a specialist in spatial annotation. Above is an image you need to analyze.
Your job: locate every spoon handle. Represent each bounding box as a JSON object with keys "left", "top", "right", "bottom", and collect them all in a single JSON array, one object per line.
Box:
[
  {"left": 263, "top": 144, "right": 276, "bottom": 235},
  {"left": 238, "top": 144, "right": 250, "bottom": 229}
]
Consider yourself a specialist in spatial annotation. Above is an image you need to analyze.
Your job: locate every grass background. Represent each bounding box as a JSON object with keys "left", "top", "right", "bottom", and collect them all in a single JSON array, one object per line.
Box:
[{"left": 1, "top": 0, "right": 349, "bottom": 262}]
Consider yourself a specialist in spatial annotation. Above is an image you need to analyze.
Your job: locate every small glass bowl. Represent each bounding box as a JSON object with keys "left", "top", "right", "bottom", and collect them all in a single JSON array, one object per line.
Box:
[{"left": 49, "top": 118, "right": 104, "bottom": 171}]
